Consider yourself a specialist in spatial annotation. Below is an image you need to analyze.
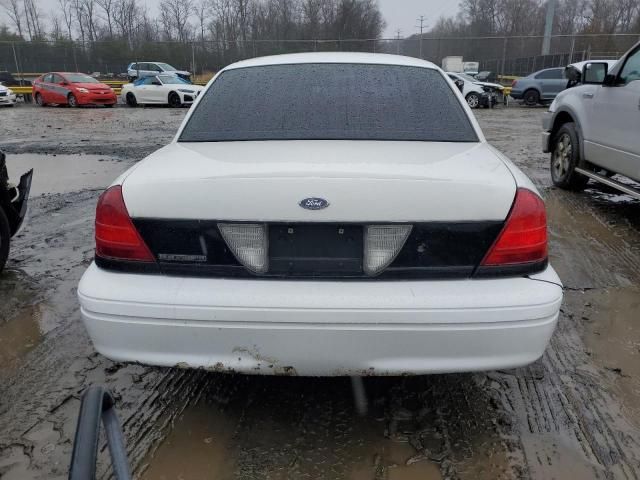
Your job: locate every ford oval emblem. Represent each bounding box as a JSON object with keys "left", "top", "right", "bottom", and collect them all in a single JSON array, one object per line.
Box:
[{"left": 299, "top": 197, "right": 330, "bottom": 210}]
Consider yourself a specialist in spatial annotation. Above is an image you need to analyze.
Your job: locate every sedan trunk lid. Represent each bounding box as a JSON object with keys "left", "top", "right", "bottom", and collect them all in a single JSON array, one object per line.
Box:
[{"left": 122, "top": 141, "right": 516, "bottom": 222}]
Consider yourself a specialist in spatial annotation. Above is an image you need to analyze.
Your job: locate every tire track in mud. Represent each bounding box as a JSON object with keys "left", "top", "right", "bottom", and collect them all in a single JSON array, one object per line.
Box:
[{"left": 479, "top": 107, "right": 640, "bottom": 478}]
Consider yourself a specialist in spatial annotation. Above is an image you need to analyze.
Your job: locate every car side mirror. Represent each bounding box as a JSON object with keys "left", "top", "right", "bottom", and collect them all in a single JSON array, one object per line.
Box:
[{"left": 582, "top": 62, "right": 608, "bottom": 85}]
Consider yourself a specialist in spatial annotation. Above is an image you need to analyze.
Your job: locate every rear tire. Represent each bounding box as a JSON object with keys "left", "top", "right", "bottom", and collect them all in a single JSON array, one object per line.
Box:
[
  {"left": 466, "top": 92, "right": 480, "bottom": 109},
  {"left": 550, "top": 122, "right": 589, "bottom": 191},
  {"left": 168, "top": 92, "right": 181, "bottom": 108},
  {"left": 126, "top": 93, "right": 138, "bottom": 107},
  {"left": 524, "top": 89, "right": 540, "bottom": 106},
  {"left": 0, "top": 207, "right": 10, "bottom": 273}
]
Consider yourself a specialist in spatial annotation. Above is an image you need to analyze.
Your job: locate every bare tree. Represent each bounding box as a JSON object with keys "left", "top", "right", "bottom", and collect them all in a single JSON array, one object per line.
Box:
[
  {"left": 96, "top": 0, "right": 116, "bottom": 37},
  {"left": 159, "top": 0, "right": 193, "bottom": 42},
  {"left": 58, "top": 0, "right": 75, "bottom": 39},
  {"left": 0, "top": 0, "right": 24, "bottom": 38}
]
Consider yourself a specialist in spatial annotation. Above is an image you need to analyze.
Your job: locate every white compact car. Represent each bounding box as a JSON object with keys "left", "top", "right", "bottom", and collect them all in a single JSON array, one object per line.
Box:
[
  {"left": 79, "top": 53, "right": 563, "bottom": 376},
  {"left": 0, "top": 84, "right": 17, "bottom": 106},
  {"left": 121, "top": 75, "right": 203, "bottom": 107}
]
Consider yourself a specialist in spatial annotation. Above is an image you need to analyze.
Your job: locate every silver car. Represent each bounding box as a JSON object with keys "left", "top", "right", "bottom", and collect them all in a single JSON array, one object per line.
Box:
[{"left": 511, "top": 67, "right": 566, "bottom": 106}]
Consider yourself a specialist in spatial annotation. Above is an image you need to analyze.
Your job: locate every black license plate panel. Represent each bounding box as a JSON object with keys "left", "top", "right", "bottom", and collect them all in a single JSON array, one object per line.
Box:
[{"left": 269, "top": 224, "right": 363, "bottom": 276}]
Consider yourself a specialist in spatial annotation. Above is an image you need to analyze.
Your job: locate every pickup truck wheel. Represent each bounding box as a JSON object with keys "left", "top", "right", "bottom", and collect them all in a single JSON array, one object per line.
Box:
[
  {"left": 0, "top": 207, "right": 10, "bottom": 273},
  {"left": 523, "top": 89, "right": 540, "bottom": 106},
  {"left": 550, "top": 123, "right": 589, "bottom": 191},
  {"left": 466, "top": 93, "right": 480, "bottom": 109}
]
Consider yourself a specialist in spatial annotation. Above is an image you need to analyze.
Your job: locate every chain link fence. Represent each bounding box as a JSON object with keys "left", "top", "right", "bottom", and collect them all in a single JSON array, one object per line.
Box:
[{"left": 1, "top": 33, "right": 638, "bottom": 83}]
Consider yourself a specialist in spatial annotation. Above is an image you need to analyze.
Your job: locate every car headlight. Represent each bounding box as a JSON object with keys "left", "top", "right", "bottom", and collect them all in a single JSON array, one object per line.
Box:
[
  {"left": 77, "top": 88, "right": 89, "bottom": 93},
  {"left": 178, "top": 89, "right": 195, "bottom": 93},
  {"left": 7, "top": 89, "right": 13, "bottom": 95}
]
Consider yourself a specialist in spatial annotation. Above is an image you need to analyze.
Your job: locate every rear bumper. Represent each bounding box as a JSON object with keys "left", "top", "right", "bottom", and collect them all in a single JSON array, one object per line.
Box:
[{"left": 78, "top": 263, "right": 563, "bottom": 376}]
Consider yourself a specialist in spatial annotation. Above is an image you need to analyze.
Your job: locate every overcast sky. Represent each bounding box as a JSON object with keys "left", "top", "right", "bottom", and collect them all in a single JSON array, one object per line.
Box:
[
  {"left": 36, "top": 0, "right": 461, "bottom": 39},
  {"left": 378, "top": 0, "right": 459, "bottom": 39}
]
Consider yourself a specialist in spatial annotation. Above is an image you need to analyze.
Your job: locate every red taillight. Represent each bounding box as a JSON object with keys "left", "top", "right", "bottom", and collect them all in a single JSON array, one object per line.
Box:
[
  {"left": 95, "top": 185, "right": 154, "bottom": 262},
  {"left": 481, "top": 188, "right": 547, "bottom": 266}
]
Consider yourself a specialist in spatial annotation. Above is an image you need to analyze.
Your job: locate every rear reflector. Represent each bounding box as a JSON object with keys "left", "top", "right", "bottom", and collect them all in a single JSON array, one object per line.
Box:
[
  {"left": 364, "top": 225, "right": 412, "bottom": 276},
  {"left": 218, "top": 223, "right": 268, "bottom": 274},
  {"left": 481, "top": 188, "right": 547, "bottom": 266},
  {"left": 95, "top": 186, "right": 154, "bottom": 262}
]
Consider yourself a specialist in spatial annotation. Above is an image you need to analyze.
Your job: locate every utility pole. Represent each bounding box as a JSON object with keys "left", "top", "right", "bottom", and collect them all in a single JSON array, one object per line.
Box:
[
  {"left": 416, "top": 15, "right": 427, "bottom": 59},
  {"left": 396, "top": 29, "right": 402, "bottom": 55},
  {"left": 542, "top": 0, "right": 556, "bottom": 56}
]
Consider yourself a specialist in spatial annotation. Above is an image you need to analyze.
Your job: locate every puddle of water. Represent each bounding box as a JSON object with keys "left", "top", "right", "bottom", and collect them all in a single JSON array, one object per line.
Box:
[
  {"left": 140, "top": 389, "right": 443, "bottom": 480},
  {"left": 0, "top": 303, "right": 45, "bottom": 367},
  {"left": 583, "top": 287, "right": 640, "bottom": 427},
  {"left": 545, "top": 192, "right": 640, "bottom": 288},
  {"left": 140, "top": 402, "right": 236, "bottom": 480},
  {"left": 5, "top": 153, "right": 130, "bottom": 196}
]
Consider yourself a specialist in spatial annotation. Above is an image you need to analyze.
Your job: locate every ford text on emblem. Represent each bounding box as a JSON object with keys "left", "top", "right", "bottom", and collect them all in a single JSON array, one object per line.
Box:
[{"left": 299, "top": 198, "right": 330, "bottom": 210}]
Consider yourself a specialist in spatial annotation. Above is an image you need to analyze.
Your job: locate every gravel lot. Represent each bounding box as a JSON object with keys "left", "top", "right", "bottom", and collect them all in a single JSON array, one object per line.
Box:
[{"left": 0, "top": 103, "right": 639, "bottom": 480}]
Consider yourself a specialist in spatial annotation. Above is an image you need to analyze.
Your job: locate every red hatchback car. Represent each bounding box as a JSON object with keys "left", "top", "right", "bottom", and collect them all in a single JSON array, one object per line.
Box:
[{"left": 33, "top": 72, "right": 117, "bottom": 107}]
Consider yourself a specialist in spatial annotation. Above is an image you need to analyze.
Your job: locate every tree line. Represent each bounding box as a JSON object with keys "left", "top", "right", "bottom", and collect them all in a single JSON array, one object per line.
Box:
[
  {"left": 0, "top": 0, "right": 385, "bottom": 45},
  {"left": 427, "top": 0, "right": 640, "bottom": 38}
]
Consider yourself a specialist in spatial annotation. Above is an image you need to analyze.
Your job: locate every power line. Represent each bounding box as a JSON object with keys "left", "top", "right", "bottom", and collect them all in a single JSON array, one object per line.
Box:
[{"left": 416, "top": 15, "right": 427, "bottom": 59}]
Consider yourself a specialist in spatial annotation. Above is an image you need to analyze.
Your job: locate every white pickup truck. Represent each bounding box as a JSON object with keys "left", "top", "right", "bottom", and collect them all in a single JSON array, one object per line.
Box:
[{"left": 542, "top": 41, "right": 640, "bottom": 198}]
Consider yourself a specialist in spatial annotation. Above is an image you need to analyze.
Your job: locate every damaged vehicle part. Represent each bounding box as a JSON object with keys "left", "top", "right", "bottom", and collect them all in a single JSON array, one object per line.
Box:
[{"left": 0, "top": 151, "right": 33, "bottom": 272}]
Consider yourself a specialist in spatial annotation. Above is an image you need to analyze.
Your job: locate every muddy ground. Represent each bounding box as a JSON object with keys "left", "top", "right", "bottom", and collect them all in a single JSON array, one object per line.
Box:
[{"left": 0, "top": 104, "right": 639, "bottom": 480}]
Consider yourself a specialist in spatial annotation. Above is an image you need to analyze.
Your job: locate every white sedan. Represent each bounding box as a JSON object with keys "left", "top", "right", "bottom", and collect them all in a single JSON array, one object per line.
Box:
[
  {"left": 0, "top": 83, "right": 17, "bottom": 106},
  {"left": 121, "top": 74, "right": 203, "bottom": 107},
  {"left": 79, "top": 53, "right": 563, "bottom": 376}
]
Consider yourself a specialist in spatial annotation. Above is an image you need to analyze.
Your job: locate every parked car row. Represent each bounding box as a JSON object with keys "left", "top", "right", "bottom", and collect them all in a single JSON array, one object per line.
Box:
[{"left": 28, "top": 70, "right": 201, "bottom": 108}]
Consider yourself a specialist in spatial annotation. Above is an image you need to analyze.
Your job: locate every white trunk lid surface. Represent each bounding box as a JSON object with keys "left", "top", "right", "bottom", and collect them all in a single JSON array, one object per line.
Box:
[{"left": 122, "top": 141, "right": 516, "bottom": 222}]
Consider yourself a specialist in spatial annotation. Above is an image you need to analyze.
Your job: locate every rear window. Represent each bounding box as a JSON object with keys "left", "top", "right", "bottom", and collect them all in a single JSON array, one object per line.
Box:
[
  {"left": 179, "top": 63, "right": 478, "bottom": 143},
  {"left": 535, "top": 69, "right": 564, "bottom": 80}
]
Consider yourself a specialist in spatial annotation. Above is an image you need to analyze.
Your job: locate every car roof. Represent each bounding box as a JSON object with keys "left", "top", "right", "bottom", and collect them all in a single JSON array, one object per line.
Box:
[{"left": 224, "top": 52, "right": 439, "bottom": 71}]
